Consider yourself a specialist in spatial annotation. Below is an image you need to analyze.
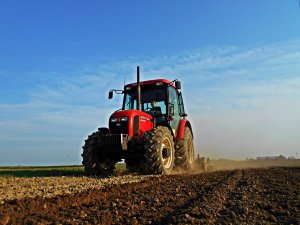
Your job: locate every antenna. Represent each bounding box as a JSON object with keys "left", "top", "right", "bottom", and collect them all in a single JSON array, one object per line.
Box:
[{"left": 124, "top": 76, "right": 126, "bottom": 87}]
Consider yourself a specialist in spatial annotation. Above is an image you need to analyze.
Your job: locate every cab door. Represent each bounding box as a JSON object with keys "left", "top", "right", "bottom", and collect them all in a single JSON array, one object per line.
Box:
[{"left": 168, "top": 86, "right": 181, "bottom": 136}]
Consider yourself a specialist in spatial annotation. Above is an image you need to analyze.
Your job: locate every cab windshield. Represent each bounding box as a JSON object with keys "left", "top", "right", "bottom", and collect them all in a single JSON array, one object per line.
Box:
[{"left": 123, "top": 85, "right": 167, "bottom": 114}]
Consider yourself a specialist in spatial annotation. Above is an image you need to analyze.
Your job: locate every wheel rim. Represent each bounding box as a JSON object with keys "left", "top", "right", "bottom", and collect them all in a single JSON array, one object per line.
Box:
[
  {"left": 187, "top": 137, "right": 194, "bottom": 165},
  {"left": 161, "top": 136, "right": 173, "bottom": 169}
]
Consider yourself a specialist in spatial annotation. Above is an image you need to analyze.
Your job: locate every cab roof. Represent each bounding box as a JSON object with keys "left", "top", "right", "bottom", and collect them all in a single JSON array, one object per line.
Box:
[{"left": 125, "top": 79, "right": 176, "bottom": 88}]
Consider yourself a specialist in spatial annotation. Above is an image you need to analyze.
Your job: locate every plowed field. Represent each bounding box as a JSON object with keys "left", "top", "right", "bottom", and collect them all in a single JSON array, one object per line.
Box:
[{"left": 1, "top": 167, "right": 300, "bottom": 224}]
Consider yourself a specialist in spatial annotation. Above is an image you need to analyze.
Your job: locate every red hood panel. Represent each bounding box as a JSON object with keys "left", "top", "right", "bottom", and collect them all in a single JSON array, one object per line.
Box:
[{"left": 109, "top": 110, "right": 153, "bottom": 138}]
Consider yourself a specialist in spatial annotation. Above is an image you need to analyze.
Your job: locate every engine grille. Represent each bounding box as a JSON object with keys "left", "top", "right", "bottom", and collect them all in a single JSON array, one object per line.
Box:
[{"left": 109, "top": 121, "right": 128, "bottom": 134}]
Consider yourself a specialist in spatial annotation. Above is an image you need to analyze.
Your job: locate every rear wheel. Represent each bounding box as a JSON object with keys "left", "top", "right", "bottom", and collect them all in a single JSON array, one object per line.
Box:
[
  {"left": 81, "top": 129, "right": 115, "bottom": 176},
  {"left": 142, "top": 126, "right": 175, "bottom": 175},
  {"left": 175, "top": 127, "right": 194, "bottom": 171}
]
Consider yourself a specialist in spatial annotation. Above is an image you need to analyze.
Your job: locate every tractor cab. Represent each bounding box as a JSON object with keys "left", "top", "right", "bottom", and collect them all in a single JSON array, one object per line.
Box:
[{"left": 121, "top": 79, "right": 186, "bottom": 133}]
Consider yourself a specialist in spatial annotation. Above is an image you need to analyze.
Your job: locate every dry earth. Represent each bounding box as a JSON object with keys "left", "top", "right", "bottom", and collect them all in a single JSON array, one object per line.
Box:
[
  {"left": 1, "top": 167, "right": 300, "bottom": 224},
  {"left": 0, "top": 175, "right": 158, "bottom": 202}
]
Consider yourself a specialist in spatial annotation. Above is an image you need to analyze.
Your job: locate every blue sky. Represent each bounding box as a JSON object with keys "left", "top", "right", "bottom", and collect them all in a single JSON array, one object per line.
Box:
[{"left": 0, "top": 1, "right": 300, "bottom": 165}]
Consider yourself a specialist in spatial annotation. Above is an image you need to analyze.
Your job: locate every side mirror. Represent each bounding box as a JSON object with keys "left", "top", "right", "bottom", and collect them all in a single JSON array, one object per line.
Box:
[
  {"left": 108, "top": 91, "right": 113, "bottom": 99},
  {"left": 175, "top": 81, "right": 181, "bottom": 89}
]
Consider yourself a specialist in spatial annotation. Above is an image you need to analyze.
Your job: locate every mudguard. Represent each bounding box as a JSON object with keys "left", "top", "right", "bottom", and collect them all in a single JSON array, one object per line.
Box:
[{"left": 176, "top": 118, "right": 193, "bottom": 140}]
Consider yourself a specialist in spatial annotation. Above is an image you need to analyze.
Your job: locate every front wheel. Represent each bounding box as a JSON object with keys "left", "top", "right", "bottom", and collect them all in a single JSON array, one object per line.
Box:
[
  {"left": 81, "top": 130, "right": 116, "bottom": 176},
  {"left": 142, "top": 126, "right": 175, "bottom": 175}
]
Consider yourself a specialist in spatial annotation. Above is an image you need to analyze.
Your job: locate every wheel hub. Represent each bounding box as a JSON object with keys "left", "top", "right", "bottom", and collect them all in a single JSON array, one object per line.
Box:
[
  {"left": 161, "top": 137, "right": 173, "bottom": 169},
  {"left": 162, "top": 148, "right": 170, "bottom": 158}
]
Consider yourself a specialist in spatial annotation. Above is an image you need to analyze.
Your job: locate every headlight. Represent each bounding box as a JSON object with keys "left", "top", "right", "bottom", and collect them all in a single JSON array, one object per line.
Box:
[
  {"left": 111, "top": 118, "right": 118, "bottom": 122},
  {"left": 121, "top": 116, "right": 128, "bottom": 122}
]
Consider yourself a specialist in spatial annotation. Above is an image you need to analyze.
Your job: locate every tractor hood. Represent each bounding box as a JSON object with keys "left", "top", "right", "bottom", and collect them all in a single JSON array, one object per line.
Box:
[{"left": 109, "top": 110, "right": 153, "bottom": 138}]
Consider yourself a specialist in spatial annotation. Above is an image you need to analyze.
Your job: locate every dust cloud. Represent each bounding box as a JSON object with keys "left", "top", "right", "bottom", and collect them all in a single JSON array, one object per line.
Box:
[{"left": 194, "top": 158, "right": 300, "bottom": 172}]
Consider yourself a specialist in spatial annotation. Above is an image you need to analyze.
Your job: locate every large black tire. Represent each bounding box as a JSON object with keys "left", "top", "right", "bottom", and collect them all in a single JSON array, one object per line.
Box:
[
  {"left": 142, "top": 126, "right": 175, "bottom": 175},
  {"left": 175, "top": 127, "right": 194, "bottom": 171},
  {"left": 81, "top": 130, "right": 115, "bottom": 176}
]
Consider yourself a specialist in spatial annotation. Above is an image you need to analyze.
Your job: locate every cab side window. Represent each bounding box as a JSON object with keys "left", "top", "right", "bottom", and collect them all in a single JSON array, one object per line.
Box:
[
  {"left": 178, "top": 92, "right": 185, "bottom": 116},
  {"left": 168, "top": 86, "right": 179, "bottom": 116}
]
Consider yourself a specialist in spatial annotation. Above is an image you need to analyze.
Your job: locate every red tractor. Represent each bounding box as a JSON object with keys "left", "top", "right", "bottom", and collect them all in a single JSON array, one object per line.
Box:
[{"left": 82, "top": 66, "right": 194, "bottom": 175}]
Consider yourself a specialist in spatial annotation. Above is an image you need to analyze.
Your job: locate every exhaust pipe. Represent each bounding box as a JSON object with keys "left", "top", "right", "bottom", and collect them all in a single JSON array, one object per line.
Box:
[{"left": 137, "top": 66, "right": 141, "bottom": 111}]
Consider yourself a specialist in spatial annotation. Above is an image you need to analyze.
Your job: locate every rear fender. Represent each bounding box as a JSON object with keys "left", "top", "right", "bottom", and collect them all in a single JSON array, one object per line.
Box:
[{"left": 176, "top": 119, "right": 193, "bottom": 140}]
